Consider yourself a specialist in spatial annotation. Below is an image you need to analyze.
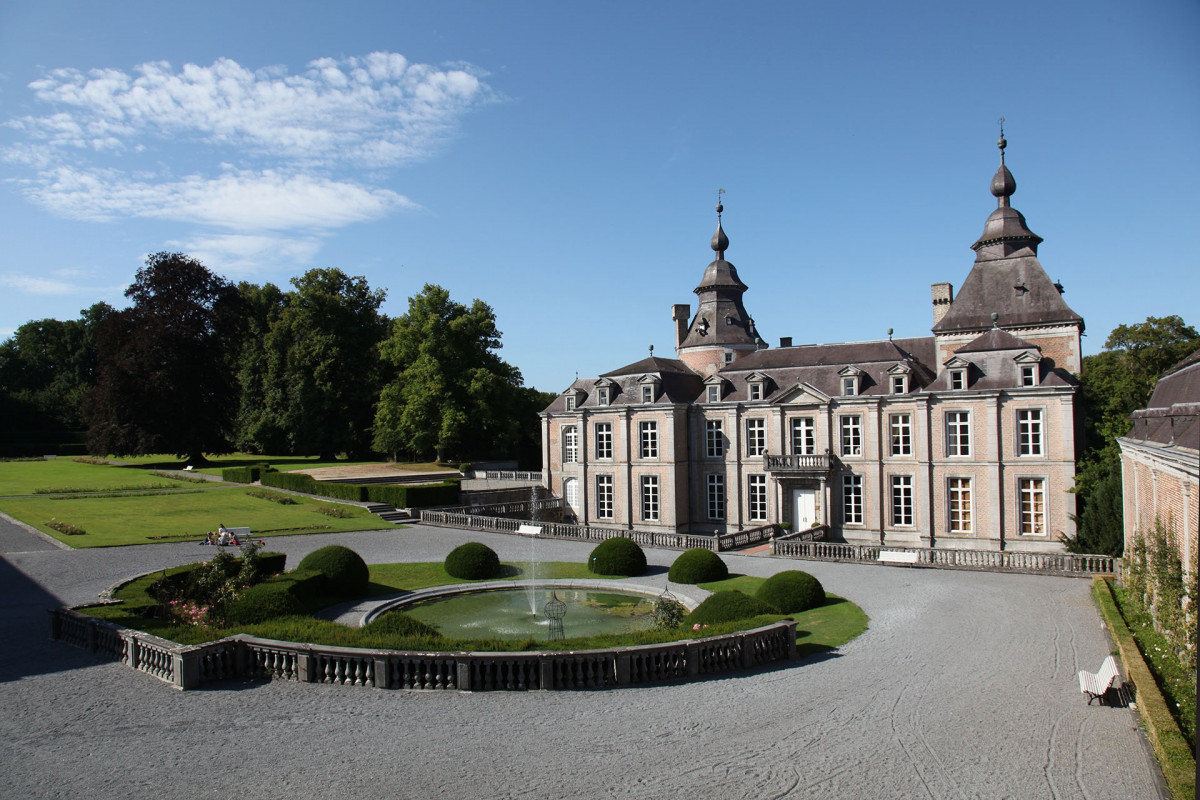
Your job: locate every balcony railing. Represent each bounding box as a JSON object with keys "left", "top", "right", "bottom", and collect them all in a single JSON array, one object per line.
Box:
[{"left": 763, "top": 453, "right": 830, "bottom": 473}]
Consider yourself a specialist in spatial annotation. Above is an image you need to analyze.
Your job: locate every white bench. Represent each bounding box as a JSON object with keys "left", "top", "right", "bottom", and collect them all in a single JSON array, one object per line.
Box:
[
  {"left": 1078, "top": 655, "right": 1123, "bottom": 705},
  {"left": 878, "top": 550, "right": 919, "bottom": 565},
  {"left": 218, "top": 526, "right": 252, "bottom": 545},
  {"left": 517, "top": 524, "right": 543, "bottom": 536}
]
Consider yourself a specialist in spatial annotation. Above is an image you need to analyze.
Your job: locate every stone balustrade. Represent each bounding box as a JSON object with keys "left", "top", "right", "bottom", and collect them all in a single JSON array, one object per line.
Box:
[
  {"left": 49, "top": 607, "right": 798, "bottom": 692},
  {"left": 771, "top": 539, "right": 1119, "bottom": 575}
]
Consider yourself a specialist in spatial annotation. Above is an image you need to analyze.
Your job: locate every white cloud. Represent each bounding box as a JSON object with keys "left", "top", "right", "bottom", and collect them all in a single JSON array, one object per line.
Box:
[
  {"left": 28, "top": 167, "right": 416, "bottom": 230},
  {"left": 178, "top": 233, "right": 324, "bottom": 278},
  {"left": 0, "top": 272, "right": 124, "bottom": 297}
]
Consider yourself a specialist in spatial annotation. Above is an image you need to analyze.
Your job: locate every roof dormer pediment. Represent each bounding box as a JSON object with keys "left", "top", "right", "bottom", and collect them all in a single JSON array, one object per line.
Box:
[
  {"left": 944, "top": 355, "right": 972, "bottom": 369},
  {"left": 1013, "top": 350, "right": 1043, "bottom": 364},
  {"left": 773, "top": 382, "right": 832, "bottom": 406},
  {"left": 886, "top": 362, "right": 913, "bottom": 375},
  {"left": 838, "top": 365, "right": 865, "bottom": 377}
]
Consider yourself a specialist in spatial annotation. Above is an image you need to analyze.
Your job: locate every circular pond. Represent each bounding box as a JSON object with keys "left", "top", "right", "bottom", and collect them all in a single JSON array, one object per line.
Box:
[{"left": 396, "top": 587, "right": 656, "bottom": 641}]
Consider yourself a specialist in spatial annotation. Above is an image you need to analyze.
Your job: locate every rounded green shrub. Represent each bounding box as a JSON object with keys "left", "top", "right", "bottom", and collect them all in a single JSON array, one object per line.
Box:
[
  {"left": 444, "top": 542, "right": 502, "bottom": 580},
  {"left": 755, "top": 570, "right": 826, "bottom": 613},
  {"left": 225, "top": 579, "right": 304, "bottom": 624},
  {"left": 667, "top": 548, "right": 729, "bottom": 584},
  {"left": 685, "top": 590, "right": 778, "bottom": 626},
  {"left": 588, "top": 537, "right": 647, "bottom": 577},
  {"left": 296, "top": 545, "right": 370, "bottom": 595}
]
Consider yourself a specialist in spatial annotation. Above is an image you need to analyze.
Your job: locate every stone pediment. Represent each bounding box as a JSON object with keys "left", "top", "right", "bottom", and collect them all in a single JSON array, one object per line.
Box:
[{"left": 773, "top": 382, "right": 831, "bottom": 406}]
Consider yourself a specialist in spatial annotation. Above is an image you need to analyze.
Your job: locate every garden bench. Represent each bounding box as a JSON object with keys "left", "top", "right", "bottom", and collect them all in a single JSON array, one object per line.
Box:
[
  {"left": 1078, "top": 655, "right": 1123, "bottom": 705},
  {"left": 218, "top": 526, "right": 252, "bottom": 546},
  {"left": 878, "top": 550, "right": 919, "bottom": 565},
  {"left": 517, "top": 524, "right": 543, "bottom": 536}
]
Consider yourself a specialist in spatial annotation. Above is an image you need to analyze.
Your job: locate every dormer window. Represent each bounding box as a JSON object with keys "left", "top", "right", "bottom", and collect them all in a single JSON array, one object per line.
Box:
[
  {"left": 842, "top": 377, "right": 858, "bottom": 396},
  {"left": 724, "top": 351, "right": 734, "bottom": 364},
  {"left": 597, "top": 386, "right": 610, "bottom": 405},
  {"left": 707, "top": 385, "right": 721, "bottom": 403},
  {"left": 839, "top": 366, "right": 864, "bottom": 397},
  {"left": 950, "top": 370, "right": 966, "bottom": 390},
  {"left": 891, "top": 375, "right": 908, "bottom": 394},
  {"left": 745, "top": 372, "right": 768, "bottom": 402},
  {"left": 749, "top": 383, "right": 763, "bottom": 401},
  {"left": 1021, "top": 365, "right": 1037, "bottom": 387},
  {"left": 565, "top": 395, "right": 576, "bottom": 411},
  {"left": 642, "top": 385, "right": 654, "bottom": 404}
]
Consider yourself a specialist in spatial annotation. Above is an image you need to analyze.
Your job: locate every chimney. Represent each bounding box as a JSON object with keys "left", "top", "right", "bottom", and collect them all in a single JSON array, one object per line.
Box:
[
  {"left": 931, "top": 283, "right": 954, "bottom": 325},
  {"left": 779, "top": 336, "right": 792, "bottom": 348},
  {"left": 672, "top": 304, "right": 691, "bottom": 349}
]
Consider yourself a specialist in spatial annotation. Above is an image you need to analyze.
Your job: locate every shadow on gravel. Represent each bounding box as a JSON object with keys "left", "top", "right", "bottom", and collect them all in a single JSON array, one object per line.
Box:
[{"left": 0, "top": 555, "right": 105, "bottom": 684}]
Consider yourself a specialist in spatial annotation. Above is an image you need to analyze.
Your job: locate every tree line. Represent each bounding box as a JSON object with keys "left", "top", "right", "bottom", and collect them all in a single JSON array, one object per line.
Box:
[{"left": 0, "top": 252, "right": 554, "bottom": 466}]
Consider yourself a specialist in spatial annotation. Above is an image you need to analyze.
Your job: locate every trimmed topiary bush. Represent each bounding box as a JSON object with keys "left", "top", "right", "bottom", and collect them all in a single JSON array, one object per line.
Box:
[
  {"left": 588, "top": 537, "right": 647, "bottom": 577},
  {"left": 668, "top": 548, "right": 729, "bottom": 584},
  {"left": 296, "top": 545, "right": 370, "bottom": 595},
  {"left": 755, "top": 570, "right": 826, "bottom": 613},
  {"left": 685, "top": 590, "right": 778, "bottom": 626},
  {"left": 444, "top": 542, "right": 502, "bottom": 580},
  {"left": 225, "top": 579, "right": 304, "bottom": 624}
]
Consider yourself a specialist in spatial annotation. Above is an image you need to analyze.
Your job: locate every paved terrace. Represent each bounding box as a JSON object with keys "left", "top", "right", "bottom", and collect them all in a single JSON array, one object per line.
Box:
[{"left": 0, "top": 518, "right": 1165, "bottom": 799}]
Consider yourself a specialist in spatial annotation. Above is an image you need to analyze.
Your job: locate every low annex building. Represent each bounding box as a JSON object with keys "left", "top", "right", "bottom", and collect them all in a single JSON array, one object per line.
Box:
[{"left": 541, "top": 137, "right": 1084, "bottom": 552}]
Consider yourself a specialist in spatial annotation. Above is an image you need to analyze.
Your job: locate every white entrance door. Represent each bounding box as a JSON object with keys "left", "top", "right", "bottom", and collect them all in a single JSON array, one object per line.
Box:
[{"left": 792, "top": 488, "right": 817, "bottom": 530}]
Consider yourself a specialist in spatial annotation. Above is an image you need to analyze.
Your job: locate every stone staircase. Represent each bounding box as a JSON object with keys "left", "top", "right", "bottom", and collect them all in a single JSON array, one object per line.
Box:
[{"left": 366, "top": 503, "right": 414, "bottom": 524}]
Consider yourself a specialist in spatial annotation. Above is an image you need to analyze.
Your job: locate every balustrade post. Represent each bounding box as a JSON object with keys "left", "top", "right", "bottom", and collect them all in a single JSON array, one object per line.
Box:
[
  {"left": 175, "top": 649, "right": 200, "bottom": 689},
  {"left": 686, "top": 642, "right": 701, "bottom": 676},
  {"left": 457, "top": 661, "right": 473, "bottom": 691},
  {"left": 784, "top": 621, "right": 798, "bottom": 659},
  {"left": 374, "top": 656, "right": 391, "bottom": 689},
  {"left": 127, "top": 633, "right": 140, "bottom": 669},
  {"left": 296, "top": 649, "right": 315, "bottom": 683},
  {"left": 539, "top": 655, "right": 555, "bottom": 690},
  {"left": 740, "top": 634, "right": 755, "bottom": 669},
  {"left": 48, "top": 609, "right": 61, "bottom": 641},
  {"left": 87, "top": 617, "right": 99, "bottom": 653},
  {"left": 615, "top": 652, "right": 631, "bottom": 685}
]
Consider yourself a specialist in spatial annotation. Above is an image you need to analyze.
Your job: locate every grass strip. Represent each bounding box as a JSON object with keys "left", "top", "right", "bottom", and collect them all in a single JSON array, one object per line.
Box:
[{"left": 1092, "top": 577, "right": 1195, "bottom": 800}]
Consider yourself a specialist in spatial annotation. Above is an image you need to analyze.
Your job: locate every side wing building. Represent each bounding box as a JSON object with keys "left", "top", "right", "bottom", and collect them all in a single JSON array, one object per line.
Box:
[{"left": 541, "top": 138, "right": 1084, "bottom": 552}]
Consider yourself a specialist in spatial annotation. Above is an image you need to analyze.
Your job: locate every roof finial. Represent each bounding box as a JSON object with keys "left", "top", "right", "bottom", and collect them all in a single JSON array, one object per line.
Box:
[
  {"left": 716, "top": 187, "right": 725, "bottom": 219},
  {"left": 649, "top": 344, "right": 654, "bottom": 358},
  {"left": 710, "top": 188, "right": 729, "bottom": 258},
  {"left": 997, "top": 116, "right": 1007, "bottom": 164}
]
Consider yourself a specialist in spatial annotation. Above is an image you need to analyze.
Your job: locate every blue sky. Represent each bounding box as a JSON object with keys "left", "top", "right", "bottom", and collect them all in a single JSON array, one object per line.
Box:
[{"left": 1, "top": 1, "right": 1197, "bottom": 392}]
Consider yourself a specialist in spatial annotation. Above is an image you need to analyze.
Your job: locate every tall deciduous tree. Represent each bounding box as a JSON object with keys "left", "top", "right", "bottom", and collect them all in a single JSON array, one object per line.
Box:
[
  {"left": 84, "top": 253, "right": 240, "bottom": 463},
  {"left": 257, "top": 269, "right": 387, "bottom": 459},
  {"left": 373, "top": 284, "right": 525, "bottom": 463},
  {"left": 232, "top": 281, "right": 288, "bottom": 454},
  {"left": 1067, "top": 315, "right": 1200, "bottom": 555}
]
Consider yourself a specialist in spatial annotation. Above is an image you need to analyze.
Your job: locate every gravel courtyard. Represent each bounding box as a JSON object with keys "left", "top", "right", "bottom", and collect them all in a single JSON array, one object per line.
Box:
[{"left": 0, "top": 519, "right": 1165, "bottom": 799}]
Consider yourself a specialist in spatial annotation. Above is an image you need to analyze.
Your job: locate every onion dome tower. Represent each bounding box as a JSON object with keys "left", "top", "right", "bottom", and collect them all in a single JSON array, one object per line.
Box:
[
  {"left": 673, "top": 198, "right": 764, "bottom": 375},
  {"left": 932, "top": 128, "right": 1084, "bottom": 371}
]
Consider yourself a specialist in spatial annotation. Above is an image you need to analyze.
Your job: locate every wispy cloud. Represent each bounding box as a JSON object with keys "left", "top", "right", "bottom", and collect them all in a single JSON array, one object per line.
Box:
[
  {"left": 176, "top": 233, "right": 324, "bottom": 278},
  {"left": 3, "top": 52, "right": 494, "bottom": 249},
  {"left": 0, "top": 272, "right": 124, "bottom": 297}
]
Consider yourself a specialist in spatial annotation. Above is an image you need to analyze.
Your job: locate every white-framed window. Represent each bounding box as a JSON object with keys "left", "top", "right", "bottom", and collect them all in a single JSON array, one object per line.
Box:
[
  {"left": 890, "top": 474, "right": 913, "bottom": 526},
  {"left": 791, "top": 417, "right": 815, "bottom": 456},
  {"left": 641, "top": 475, "right": 660, "bottom": 522},
  {"left": 707, "top": 474, "right": 725, "bottom": 520},
  {"left": 950, "top": 369, "right": 966, "bottom": 390},
  {"left": 707, "top": 385, "right": 721, "bottom": 403},
  {"left": 562, "top": 426, "right": 579, "bottom": 463},
  {"left": 723, "top": 351, "right": 734, "bottom": 364},
  {"left": 705, "top": 419, "right": 724, "bottom": 458},
  {"left": 889, "top": 413, "right": 912, "bottom": 456},
  {"left": 1018, "top": 477, "right": 1047, "bottom": 535},
  {"left": 597, "top": 386, "right": 610, "bottom": 405},
  {"left": 891, "top": 374, "right": 908, "bottom": 394},
  {"left": 946, "top": 411, "right": 971, "bottom": 457},
  {"left": 840, "top": 415, "right": 862, "bottom": 456},
  {"left": 594, "top": 422, "right": 613, "bottom": 460},
  {"left": 565, "top": 395, "right": 576, "bottom": 411},
  {"left": 948, "top": 477, "right": 972, "bottom": 533},
  {"left": 748, "top": 474, "right": 768, "bottom": 521},
  {"left": 749, "top": 382, "right": 763, "bottom": 401},
  {"left": 563, "top": 478, "right": 579, "bottom": 511},
  {"left": 596, "top": 475, "right": 613, "bottom": 519},
  {"left": 1021, "top": 365, "right": 1038, "bottom": 386},
  {"left": 842, "top": 474, "right": 863, "bottom": 524},
  {"left": 639, "top": 420, "right": 658, "bottom": 459},
  {"left": 746, "top": 418, "right": 766, "bottom": 456},
  {"left": 1017, "top": 409, "right": 1043, "bottom": 456},
  {"left": 842, "top": 376, "right": 858, "bottom": 396},
  {"left": 642, "top": 385, "right": 654, "bottom": 404}
]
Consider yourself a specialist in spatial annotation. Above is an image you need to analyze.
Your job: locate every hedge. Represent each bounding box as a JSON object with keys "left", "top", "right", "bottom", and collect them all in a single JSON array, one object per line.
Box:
[
  {"left": 260, "top": 471, "right": 368, "bottom": 502},
  {"left": 685, "top": 591, "right": 778, "bottom": 625},
  {"left": 365, "top": 480, "right": 461, "bottom": 508},
  {"left": 221, "top": 463, "right": 275, "bottom": 483}
]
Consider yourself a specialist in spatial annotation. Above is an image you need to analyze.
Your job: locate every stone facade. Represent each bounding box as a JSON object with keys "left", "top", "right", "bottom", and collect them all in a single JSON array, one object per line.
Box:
[
  {"left": 1119, "top": 348, "right": 1200, "bottom": 568},
  {"left": 542, "top": 139, "right": 1084, "bottom": 553}
]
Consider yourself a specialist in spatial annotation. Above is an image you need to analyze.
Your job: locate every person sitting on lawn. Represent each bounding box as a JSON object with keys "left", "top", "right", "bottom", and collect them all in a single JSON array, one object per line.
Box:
[
  {"left": 201, "top": 532, "right": 215, "bottom": 546},
  {"left": 217, "top": 529, "right": 231, "bottom": 546}
]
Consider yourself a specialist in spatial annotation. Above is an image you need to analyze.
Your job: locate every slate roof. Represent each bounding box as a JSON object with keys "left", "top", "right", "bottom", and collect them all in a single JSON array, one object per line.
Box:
[
  {"left": 955, "top": 327, "right": 1039, "bottom": 353},
  {"left": 932, "top": 255, "right": 1084, "bottom": 334},
  {"left": 1125, "top": 346, "right": 1200, "bottom": 453}
]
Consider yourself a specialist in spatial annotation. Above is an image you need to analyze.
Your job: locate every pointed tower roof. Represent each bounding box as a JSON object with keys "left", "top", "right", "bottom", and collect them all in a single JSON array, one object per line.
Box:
[
  {"left": 933, "top": 133, "right": 1083, "bottom": 334},
  {"left": 677, "top": 200, "right": 762, "bottom": 351}
]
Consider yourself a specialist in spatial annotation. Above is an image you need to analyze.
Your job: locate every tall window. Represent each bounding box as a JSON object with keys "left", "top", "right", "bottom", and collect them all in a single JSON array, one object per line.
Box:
[
  {"left": 562, "top": 426, "right": 578, "bottom": 463},
  {"left": 748, "top": 474, "right": 768, "bottom": 521},
  {"left": 842, "top": 474, "right": 863, "bottom": 524},
  {"left": 1017, "top": 409, "right": 1043, "bottom": 456},
  {"left": 889, "top": 413, "right": 912, "bottom": 456},
  {"left": 705, "top": 419, "right": 725, "bottom": 458},
  {"left": 946, "top": 411, "right": 971, "bottom": 457},
  {"left": 596, "top": 475, "right": 613, "bottom": 519},
  {"left": 791, "top": 417, "right": 815, "bottom": 456},
  {"left": 948, "top": 478, "right": 972, "bottom": 533},
  {"left": 594, "top": 422, "right": 613, "bottom": 459},
  {"left": 706, "top": 474, "right": 725, "bottom": 520},
  {"left": 890, "top": 475, "right": 913, "bottom": 526},
  {"left": 746, "top": 418, "right": 766, "bottom": 456},
  {"left": 1019, "top": 478, "right": 1046, "bottom": 535},
  {"left": 563, "top": 478, "right": 578, "bottom": 511},
  {"left": 840, "top": 415, "right": 862, "bottom": 456},
  {"left": 639, "top": 420, "right": 658, "bottom": 459},
  {"left": 641, "top": 475, "right": 660, "bottom": 522}
]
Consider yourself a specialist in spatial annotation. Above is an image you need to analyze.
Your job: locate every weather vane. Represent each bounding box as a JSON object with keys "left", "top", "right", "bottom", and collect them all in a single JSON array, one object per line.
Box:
[{"left": 716, "top": 187, "right": 725, "bottom": 218}]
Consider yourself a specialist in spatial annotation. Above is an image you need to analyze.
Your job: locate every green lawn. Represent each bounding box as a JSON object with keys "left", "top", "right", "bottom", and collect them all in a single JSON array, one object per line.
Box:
[
  {"left": 0, "top": 458, "right": 189, "bottom": 495},
  {"left": 1, "top": 485, "right": 394, "bottom": 547}
]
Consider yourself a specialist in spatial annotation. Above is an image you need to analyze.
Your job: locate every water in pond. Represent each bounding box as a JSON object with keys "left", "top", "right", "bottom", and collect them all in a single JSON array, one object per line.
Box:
[{"left": 399, "top": 588, "right": 656, "bottom": 641}]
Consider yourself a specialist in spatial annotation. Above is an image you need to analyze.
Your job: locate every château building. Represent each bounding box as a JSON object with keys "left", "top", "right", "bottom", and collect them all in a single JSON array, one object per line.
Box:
[{"left": 541, "top": 137, "right": 1084, "bottom": 552}]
